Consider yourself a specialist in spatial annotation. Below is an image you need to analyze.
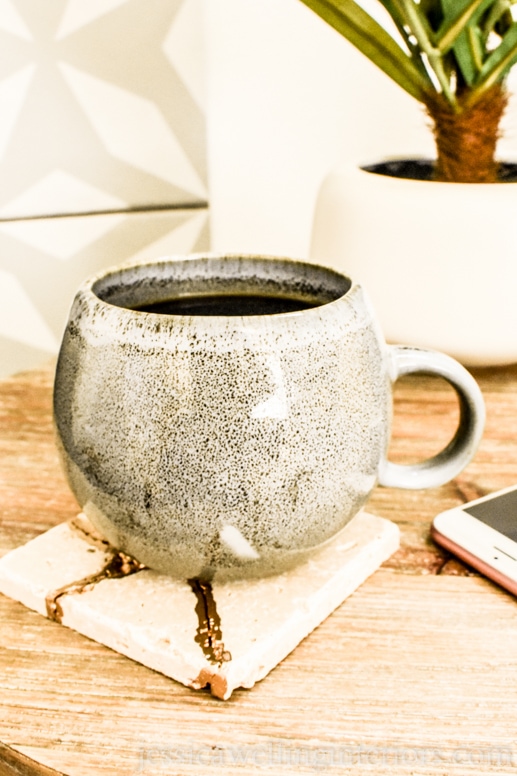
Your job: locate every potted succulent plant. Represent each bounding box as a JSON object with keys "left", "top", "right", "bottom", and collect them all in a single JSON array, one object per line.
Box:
[{"left": 302, "top": 0, "right": 517, "bottom": 365}]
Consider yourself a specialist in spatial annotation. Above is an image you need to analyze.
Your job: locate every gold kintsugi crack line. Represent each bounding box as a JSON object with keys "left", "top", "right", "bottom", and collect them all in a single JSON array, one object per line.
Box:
[
  {"left": 188, "top": 578, "right": 232, "bottom": 665},
  {"left": 45, "top": 551, "right": 147, "bottom": 624},
  {"left": 68, "top": 514, "right": 113, "bottom": 551}
]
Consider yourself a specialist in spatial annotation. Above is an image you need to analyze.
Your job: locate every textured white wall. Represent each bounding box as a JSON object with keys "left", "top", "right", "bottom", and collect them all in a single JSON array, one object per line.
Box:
[
  {"left": 205, "top": 0, "right": 434, "bottom": 258},
  {"left": 0, "top": 0, "right": 210, "bottom": 378}
]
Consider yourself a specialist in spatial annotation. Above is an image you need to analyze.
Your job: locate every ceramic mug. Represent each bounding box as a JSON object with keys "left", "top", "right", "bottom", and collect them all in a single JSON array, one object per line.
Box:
[{"left": 53, "top": 254, "right": 485, "bottom": 580}]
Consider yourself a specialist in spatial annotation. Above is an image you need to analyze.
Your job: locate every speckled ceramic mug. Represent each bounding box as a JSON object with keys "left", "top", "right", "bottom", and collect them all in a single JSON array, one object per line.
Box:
[{"left": 53, "top": 255, "right": 485, "bottom": 580}]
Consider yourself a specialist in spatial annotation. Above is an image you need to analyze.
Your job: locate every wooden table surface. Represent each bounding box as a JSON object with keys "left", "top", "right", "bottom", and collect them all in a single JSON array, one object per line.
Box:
[{"left": 1, "top": 361, "right": 517, "bottom": 776}]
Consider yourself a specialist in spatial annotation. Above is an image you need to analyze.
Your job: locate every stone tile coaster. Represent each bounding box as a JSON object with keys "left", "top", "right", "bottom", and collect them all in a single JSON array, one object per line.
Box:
[{"left": 0, "top": 511, "right": 399, "bottom": 700}]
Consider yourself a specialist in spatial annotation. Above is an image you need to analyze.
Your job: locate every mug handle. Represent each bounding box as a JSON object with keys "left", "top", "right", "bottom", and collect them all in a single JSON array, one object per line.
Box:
[{"left": 378, "top": 346, "right": 486, "bottom": 490}]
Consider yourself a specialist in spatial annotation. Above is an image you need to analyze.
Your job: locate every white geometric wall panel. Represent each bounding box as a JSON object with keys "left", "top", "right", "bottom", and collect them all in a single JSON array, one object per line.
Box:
[
  {"left": 0, "top": 0, "right": 209, "bottom": 377},
  {"left": 0, "top": 0, "right": 207, "bottom": 219},
  {"left": 0, "top": 207, "right": 209, "bottom": 378}
]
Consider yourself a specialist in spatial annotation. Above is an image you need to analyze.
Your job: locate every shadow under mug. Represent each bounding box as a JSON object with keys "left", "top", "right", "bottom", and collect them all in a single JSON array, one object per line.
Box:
[{"left": 53, "top": 254, "right": 485, "bottom": 580}]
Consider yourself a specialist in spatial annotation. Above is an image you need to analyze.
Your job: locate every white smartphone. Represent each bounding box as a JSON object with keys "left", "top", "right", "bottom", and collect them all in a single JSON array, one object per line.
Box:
[{"left": 432, "top": 484, "right": 517, "bottom": 596}]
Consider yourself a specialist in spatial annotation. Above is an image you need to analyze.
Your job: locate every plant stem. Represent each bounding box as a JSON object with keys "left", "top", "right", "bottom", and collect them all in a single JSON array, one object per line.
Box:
[{"left": 426, "top": 83, "right": 508, "bottom": 182}]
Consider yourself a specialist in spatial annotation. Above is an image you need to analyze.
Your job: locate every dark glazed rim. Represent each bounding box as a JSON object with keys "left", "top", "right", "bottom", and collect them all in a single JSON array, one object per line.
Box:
[
  {"left": 89, "top": 254, "right": 353, "bottom": 319},
  {"left": 361, "top": 158, "right": 517, "bottom": 183}
]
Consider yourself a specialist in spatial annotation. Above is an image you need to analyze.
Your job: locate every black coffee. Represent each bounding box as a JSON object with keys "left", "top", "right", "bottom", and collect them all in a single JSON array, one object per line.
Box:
[{"left": 131, "top": 293, "right": 322, "bottom": 316}]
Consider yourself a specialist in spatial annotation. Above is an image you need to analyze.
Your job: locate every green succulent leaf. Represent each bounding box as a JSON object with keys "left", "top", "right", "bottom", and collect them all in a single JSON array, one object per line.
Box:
[
  {"left": 376, "top": 0, "right": 427, "bottom": 63},
  {"left": 473, "top": 21, "right": 517, "bottom": 95},
  {"left": 298, "top": 0, "right": 517, "bottom": 110},
  {"left": 419, "top": 0, "right": 445, "bottom": 31},
  {"left": 439, "top": 0, "right": 494, "bottom": 85},
  {"left": 298, "top": 0, "right": 433, "bottom": 101},
  {"left": 481, "top": 0, "right": 514, "bottom": 40},
  {"left": 389, "top": 0, "right": 457, "bottom": 103},
  {"left": 467, "top": 24, "right": 485, "bottom": 71},
  {"left": 435, "top": 0, "right": 493, "bottom": 53}
]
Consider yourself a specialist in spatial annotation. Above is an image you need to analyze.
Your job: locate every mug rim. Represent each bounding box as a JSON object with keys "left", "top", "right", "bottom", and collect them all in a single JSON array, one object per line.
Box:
[{"left": 85, "top": 253, "right": 353, "bottom": 321}]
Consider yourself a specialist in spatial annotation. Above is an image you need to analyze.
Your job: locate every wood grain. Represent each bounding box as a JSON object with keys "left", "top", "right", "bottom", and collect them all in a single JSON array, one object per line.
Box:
[
  {"left": 1, "top": 361, "right": 517, "bottom": 775},
  {"left": 0, "top": 741, "right": 67, "bottom": 776}
]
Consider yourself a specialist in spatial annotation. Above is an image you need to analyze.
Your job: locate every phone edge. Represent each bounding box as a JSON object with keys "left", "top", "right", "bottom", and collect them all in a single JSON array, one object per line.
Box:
[{"left": 431, "top": 523, "right": 517, "bottom": 597}]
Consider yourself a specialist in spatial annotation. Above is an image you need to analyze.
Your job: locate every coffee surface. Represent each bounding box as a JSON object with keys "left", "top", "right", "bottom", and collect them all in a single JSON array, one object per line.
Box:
[{"left": 130, "top": 293, "right": 322, "bottom": 316}]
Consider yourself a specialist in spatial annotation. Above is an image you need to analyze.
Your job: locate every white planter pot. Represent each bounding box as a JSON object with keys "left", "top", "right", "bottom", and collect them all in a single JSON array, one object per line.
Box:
[{"left": 310, "top": 162, "right": 517, "bottom": 366}]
